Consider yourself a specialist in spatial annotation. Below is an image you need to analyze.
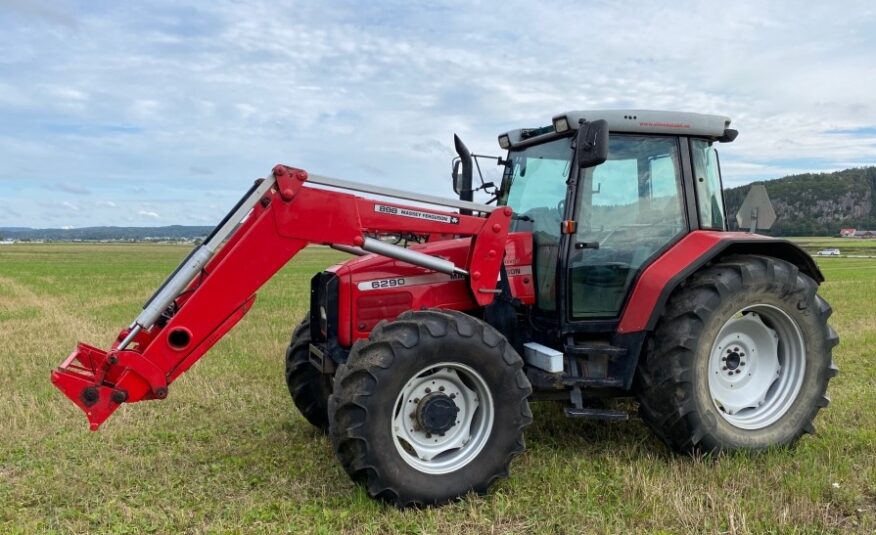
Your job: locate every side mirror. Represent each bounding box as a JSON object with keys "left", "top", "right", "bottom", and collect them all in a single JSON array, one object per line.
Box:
[
  {"left": 576, "top": 119, "right": 609, "bottom": 168},
  {"left": 452, "top": 159, "right": 462, "bottom": 194}
]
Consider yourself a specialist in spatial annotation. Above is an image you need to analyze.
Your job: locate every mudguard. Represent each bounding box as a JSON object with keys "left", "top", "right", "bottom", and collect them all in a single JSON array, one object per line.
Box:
[{"left": 617, "top": 230, "right": 822, "bottom": 334}]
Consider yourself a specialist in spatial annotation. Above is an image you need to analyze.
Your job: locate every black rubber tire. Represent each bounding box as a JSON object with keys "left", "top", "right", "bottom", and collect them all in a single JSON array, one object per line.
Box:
[
  {"left": 635, "top": 254, "right": 839, "bottom": 454},
  {"left": 285, "top": 317, "right": 332, "bottom": 431},
  {"left": 328, "top": 309, "right": 533, "bottom": 507}
]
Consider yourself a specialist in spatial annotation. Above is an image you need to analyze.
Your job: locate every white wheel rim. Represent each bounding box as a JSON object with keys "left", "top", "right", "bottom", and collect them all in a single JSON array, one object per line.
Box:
[
  {"left": 391, "top": 362, "right": 494, "bottom": 475},
  {"left": 708, "top": 304, "right": 806, "bottom": 430}
]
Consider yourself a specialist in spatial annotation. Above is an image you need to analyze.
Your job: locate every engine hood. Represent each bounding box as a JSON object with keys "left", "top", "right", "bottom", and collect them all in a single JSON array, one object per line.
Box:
[{"left": 324, "top": 233, "right": 534, "bottom": 346}]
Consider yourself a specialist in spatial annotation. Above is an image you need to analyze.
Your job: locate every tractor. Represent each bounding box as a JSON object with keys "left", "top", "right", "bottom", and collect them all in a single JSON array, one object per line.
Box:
[{"left": 53, "top": 110, "right": 839, "bottom": 507}]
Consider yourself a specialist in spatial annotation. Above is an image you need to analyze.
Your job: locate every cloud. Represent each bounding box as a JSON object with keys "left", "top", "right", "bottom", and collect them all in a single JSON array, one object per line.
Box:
[
  {"left": 0, "top": 204, "right": 22, "bottom": 218},
  {"left": 138, "top": 210, "right": 160, "bottom": 219},
  {"left": 1, "top": 0, "right": 77, "bottom": 27},
  {"left": 54, "top": 182, "right": 91, "bottom": 195},
  {"left": 188, "top": 165, "right": 212, "bottom": 176},
  {"left": 1, "top": 1, "right": 875, "bottom": 227},
  {"left": 61, "top": 201, "right": 79, "bottom": 211},
  {"left": 98, "top": 200, "right": 117, "bottom": 207}
]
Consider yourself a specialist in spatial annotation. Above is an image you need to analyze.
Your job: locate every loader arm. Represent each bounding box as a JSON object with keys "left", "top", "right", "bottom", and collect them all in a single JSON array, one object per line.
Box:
[{"left": 52, "top": 165, "right": 512, "bottom": 430}]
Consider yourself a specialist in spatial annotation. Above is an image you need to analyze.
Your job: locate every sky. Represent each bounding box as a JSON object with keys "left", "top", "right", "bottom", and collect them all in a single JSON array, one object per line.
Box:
[{"left": 1, "top": 0, "right": 875, "bottom": 228}]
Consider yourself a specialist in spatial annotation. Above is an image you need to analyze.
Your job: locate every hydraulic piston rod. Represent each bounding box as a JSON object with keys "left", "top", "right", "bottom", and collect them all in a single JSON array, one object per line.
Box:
[{"left": 119, "top": 176, "right": 277, "bottom": 349}]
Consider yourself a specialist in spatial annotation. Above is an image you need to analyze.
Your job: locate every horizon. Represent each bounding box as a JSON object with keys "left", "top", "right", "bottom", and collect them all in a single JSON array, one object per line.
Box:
[
  {"left": 2, "top": 1, "right": 875, "bottom": 228},
  {"left": 7, "top": 163, "right": 876, "bottom": 231}
]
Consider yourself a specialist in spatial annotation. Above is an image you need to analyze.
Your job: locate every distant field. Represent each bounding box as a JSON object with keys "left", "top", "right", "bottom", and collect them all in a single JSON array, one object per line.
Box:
[
  {"left": 1, "top": 243, "right": 874, "bottom": 534},
  {"left": 790, "top": 236, "right": 876, "bottom": 257}
]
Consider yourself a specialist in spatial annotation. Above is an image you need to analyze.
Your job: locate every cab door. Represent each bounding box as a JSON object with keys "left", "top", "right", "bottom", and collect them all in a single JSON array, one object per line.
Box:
[{"left": 567, "top": 135, "right": 687, "bottom": 319}]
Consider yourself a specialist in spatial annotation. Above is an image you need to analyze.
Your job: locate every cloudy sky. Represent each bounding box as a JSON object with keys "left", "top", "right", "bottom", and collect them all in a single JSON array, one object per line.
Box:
[{"left": 1, "top": 0, "right": 875, "bottom": 228}]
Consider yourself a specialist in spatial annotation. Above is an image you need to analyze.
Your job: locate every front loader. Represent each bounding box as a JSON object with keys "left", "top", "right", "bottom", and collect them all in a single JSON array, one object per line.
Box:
[{"left": 53, "top": 110, "right": 839, "bottom": 507}]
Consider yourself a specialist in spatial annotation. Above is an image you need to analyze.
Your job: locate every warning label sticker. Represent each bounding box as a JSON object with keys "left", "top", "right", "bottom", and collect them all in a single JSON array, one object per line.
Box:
[{"left": 374, "top": 204, "right": 459, "bottom": 225}]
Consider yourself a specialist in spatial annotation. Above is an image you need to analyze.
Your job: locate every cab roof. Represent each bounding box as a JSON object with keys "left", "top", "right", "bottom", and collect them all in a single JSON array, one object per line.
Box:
[{"left": 502, "top": 109, "right": 735, "bottom": 148}]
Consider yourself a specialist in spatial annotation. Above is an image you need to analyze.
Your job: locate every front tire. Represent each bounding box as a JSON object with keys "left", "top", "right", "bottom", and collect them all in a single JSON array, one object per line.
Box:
[
  {"left": 328, "top": 310, "right": 532, "bottom": 507},
  {"left": 285, "top": 317, "right": 332, "bottom": 431},
  {"left": 635, "top": 255, "right": 839, "bottom": 453}
]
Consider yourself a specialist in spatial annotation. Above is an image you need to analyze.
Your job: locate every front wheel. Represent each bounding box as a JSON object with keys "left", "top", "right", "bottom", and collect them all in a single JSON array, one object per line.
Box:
[
  {"left": 285, "top": 317, "right": 332, "bottom": 431},
  {"left": 635, "top": 255, "right": 839, "bottom": 453},
  {"left": 328, "top": 310, "right": 532, "bottom": 507}
]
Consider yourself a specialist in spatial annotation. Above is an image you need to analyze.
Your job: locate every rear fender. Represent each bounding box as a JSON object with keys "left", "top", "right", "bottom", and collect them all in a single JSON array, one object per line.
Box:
[{"left": 618, "top": 231, "right": 822, "bottom": 334}]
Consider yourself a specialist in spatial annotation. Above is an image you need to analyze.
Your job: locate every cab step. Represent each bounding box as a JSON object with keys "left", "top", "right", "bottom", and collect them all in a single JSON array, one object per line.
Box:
[
  {"left": 561, "top": 376, "right": 624, "bottom": 388},
  {"left": 564, "top": 407, "right": 629, "bottom": 421},
  {"left": 563, "top": 341, "right": 628, "bottom": 360}
]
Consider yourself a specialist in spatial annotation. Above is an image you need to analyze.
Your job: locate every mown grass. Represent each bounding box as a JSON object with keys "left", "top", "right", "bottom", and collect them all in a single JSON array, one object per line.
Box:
[{"left": 0, "top": 243, "right": 874, "bottom": 534}]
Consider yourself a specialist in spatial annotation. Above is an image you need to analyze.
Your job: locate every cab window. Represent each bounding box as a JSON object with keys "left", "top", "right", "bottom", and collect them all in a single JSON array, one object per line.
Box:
[{"left": 691, "top": 139, "right": 727, "bottom": 230}]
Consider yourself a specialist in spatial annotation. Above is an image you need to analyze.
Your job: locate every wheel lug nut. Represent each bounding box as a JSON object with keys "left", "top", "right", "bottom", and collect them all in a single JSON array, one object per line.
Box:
[
  {"left": 722, "top": 366, "right": 728, "bottom": 370},
  {"left": 449, "top": 393, "right": 456, "bottom": 399},
  {"left": 425, "top": 433, "right": 432, "bottom": 438},
  {"left": 439, "top": 386, "right": 445, "bottom": 392},
  {"left": 413, "top": 398, "right": 420, "bottom": 403},
  {"left": 425, "top": 388, "right": 431, "bottom": 394}
]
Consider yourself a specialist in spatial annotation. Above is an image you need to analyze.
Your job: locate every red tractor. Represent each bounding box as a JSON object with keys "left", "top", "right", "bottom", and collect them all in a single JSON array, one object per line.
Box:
[{"left": 53, "top": 110, "right": 838, "bottom": 507}]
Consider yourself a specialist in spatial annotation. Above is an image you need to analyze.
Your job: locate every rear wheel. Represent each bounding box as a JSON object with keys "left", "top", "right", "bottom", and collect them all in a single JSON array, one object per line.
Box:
[
  {"left": 285, "top": 317, "right": 332, "bottom": 431},
  {"left": 635, "top": 255, "right": 839, "bottom": 453},
  {"left": 328, "top": 310, "right": 532, "bottom": 507}
]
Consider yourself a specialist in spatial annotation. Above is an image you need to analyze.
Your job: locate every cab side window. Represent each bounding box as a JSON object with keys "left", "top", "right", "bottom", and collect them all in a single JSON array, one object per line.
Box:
[{"left": 691, "top": 139, "right": 727, "bottom": 230}]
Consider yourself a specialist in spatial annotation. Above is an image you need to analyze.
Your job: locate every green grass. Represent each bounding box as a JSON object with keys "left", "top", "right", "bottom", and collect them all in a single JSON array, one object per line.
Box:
[{"left": 0, "top": 243, "right": 874, "bottom": 534}]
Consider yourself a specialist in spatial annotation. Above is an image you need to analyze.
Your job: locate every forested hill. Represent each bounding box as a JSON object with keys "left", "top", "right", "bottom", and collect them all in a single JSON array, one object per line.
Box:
[{"left": 724, "top": 167, "right": 876, "bottom": 236}]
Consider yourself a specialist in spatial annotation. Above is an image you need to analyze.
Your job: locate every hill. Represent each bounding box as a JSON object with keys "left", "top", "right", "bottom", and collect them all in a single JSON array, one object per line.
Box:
[
  {"left": 724, "top": 167, "right": 876, "bottom": 236},
  {"left": 0, "top": 225, "right": 212, "bottom": 242}
]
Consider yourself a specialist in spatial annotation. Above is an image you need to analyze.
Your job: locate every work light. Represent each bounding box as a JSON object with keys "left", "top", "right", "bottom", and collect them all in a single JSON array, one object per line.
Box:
[{"left": 553, "top": 115, "right": 570, "bottom": 133}]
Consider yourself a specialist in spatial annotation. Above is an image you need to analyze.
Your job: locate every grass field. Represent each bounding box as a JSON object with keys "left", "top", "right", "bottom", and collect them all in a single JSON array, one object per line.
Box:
[
  {"left": 790, "top": 236, "right": 876, "bottom": 257},
  {"left": 1, "top": 243, "right": 874, "bottom": 534}
]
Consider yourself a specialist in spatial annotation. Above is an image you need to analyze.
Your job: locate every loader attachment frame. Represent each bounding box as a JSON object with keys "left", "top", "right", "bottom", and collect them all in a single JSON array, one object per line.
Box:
[{"left": 52, "top": 165, "right": 512, "bottom": 430}]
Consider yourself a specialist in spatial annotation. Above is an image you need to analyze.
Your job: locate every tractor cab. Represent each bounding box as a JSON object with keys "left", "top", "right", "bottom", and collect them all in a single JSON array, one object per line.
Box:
[{"left": 481, "top": 111, "right": 736, "bottom": 324}]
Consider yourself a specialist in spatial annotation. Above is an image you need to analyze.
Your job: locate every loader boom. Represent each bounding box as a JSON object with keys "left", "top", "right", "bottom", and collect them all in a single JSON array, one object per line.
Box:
[{"left": 51, "top": 165, "right": 512, "bottom": 430}]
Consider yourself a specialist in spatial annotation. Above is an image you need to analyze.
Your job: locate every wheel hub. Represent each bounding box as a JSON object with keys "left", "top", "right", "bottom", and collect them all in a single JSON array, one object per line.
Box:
[
  {"left": 415, "top": 392, "right": 460, "bottom": 435},
  {"left": 392, "top": 363, "right": 494, "bottom": 475}
]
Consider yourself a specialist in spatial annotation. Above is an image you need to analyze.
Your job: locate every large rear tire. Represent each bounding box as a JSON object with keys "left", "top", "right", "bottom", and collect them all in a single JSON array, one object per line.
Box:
[
  {"left": 635, "top": 255, "right": 839, "bottom": 453},
  {"left": 328, "top": 309, "right": 532, "bottom": 507},
  {"left": 285, "top": 317, "right": 332, "bottom": 431}
]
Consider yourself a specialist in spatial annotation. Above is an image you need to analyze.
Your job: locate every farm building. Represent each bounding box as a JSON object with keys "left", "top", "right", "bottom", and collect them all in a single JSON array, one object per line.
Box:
[{"left": 839, "top": 228, "right": 876, "bottom": 238}]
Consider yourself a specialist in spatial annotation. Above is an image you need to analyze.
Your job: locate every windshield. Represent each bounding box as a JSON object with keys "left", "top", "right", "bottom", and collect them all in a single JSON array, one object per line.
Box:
[
  {"left": 498, "top": 137, "right": 573, "bottom": 221},
  {"left": 498, "top": 136, "right": 573, "bottom": 311}
]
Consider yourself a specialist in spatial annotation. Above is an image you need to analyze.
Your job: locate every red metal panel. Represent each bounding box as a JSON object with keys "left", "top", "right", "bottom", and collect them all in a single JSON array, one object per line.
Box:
[{"left": 617, "top": 230, "right": 770, "bottom": 333}]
